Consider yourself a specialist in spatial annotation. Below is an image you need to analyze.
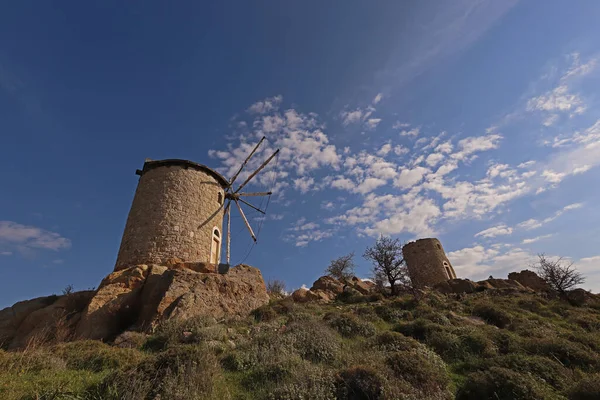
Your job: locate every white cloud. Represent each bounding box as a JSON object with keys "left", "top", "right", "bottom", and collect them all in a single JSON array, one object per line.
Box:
[
  {"left": 448, "top": 244, "right": 536, "bottom": 280},
  {"left": 331, "top": 177, "right": 355, "bottom": 191},
  {"left": 475, "top": 224, "right": 513, "bottom": 238},
  {"left": 394, "top": 145, "right": 409, "bottom": 156},
  {"left": 372, "top": 93, "right": 383, "bottom": 104},
  {"left": 393, "top": 121, "right": 410, "bottom": 129},
  {"left": 516, "top": 202, "right": 584, "bottom": 231},
  {"left": 543, "top": 114, "right": 559, "bottom": 127},
  {"left": 354, "top": 177, "right": 387, "bottom": 195},
  {"left": 321, "top": 201, "right": 335, "bottom": 210},
  {"left": 400, "top": 127, "right": 420, "bottom": 137},
  {"left": 366, "top": 118, "right": 382, "bottom": 129},
  {"left": 247, "top": 95, "right": 283, "bottom": 114},
  {"left": 452, "top": 134, "right": 502, "bottom": 160},
  {"left": 562, "top": 53, "right": 597, "bottom": 80},
  {"left": 394, "top": 167, "right": 429, "bottom": 189},
  {"left": 425, "top": 153, "right": 445, "bottom": 167},
  {"left": 1, "top": 251, "right": 12, "bottom": 256},
  {"left": 0, "top": 221, "right": 71, "bottom": 253},
  {"left": 377, "top": 143, "right": 392, "bottom": 156},
  {"left": 522, "top": 234, "right": 554, "bottom": 244},
  {"left": 293, "top": 177, "right": 315, "bottom": 193}
]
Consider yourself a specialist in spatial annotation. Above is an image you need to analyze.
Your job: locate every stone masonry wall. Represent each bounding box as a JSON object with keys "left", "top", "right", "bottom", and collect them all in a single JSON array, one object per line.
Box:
[
  {"left": 114, "top": 163, "right": 226, "bottom": 271},
  {"left": 403, "top": 238, "right": 457, "bottom": 288}
]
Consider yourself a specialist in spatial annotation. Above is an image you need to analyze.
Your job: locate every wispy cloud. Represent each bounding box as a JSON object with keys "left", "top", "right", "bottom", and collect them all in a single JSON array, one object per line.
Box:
[{"left": 0, "top": 221, "right": 71, "bottom": 254}]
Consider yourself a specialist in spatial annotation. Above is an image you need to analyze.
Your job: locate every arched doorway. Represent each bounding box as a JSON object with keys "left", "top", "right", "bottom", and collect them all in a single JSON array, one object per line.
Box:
[{"left": 210, "top": 227, "right": 221, "bottom": 264}]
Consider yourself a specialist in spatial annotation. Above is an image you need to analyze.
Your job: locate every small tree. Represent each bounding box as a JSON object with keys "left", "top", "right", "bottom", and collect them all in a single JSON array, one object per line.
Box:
[
  {"left": 533, "top": 253, "right": 585, "bottom": 296},
  {"left": 266, "top": 279, "right": 287, "bottom": 297},
  {"left": 363, "top": 236, "right": 410, "bottom": 295},
  {"left": 325, "top": 252, "right": 356, "bottom": 282},
  {"left": 62, "top": 284, "right": 74, "bottom": 296}
]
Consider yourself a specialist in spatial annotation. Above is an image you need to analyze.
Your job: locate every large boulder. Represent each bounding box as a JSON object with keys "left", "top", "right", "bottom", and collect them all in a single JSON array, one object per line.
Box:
[
  {"left": 434, "top": 279, "right": 480, "bottom": 294},
  {"left": 567, "top": 288, "right": 600, "bottom": 306},
  {"left": 0, "top": 295, "right": 59, "bottom": 347},
  {"left": 344, "top": 276, "right": 375, "bottom": 295},
  {"left": 508, "top": 270, "right": 550, "bottom": 292},
  {"left": 311, "top": 276, "right": 345, "bottom": 295},
  {"left": 9, "top": 291, "right": 94, "bottom": 349},
  {"left": 75, "top": 264, "right": 269, "bottom": 340},
  {"left": 75, "top": 265, "right": 152, "bottom": 340}
]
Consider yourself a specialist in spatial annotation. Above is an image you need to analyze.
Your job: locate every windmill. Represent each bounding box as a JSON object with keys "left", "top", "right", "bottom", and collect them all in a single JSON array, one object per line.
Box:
[{"left": 221, "top": 136, "right": 280, "bottom": 266}]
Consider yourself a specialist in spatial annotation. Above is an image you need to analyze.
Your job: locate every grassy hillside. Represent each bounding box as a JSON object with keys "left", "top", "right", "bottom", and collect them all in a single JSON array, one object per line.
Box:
[{"left": 1, "top": 289, "right": 600, "bottom": 399}]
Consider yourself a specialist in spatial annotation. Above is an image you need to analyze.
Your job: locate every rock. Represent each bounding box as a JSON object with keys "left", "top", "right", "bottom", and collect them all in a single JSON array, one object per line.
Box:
[
  {"left": 508, "top": 270, "right": 550, "bottom": 292},
  {"left": 113, "top": 331, "right": 147, "bottom": 348},
  {"left": 75, "top": 265, "right": 151, "bottom": 341},
  {"left": 0, "top": 295, "right": 59, "bottom": 346},
  {"left": 292, "top": 288, "right": 310, "bottom": 303},
  {"left": 481, "top": 278, "right": 526, "bottom": 290},
  {"left": 144, "top": 265, "right": 269, "bottom": 327},
  {"left": 311, "top": 276, "right": 345, "bottom": 295},
  {"left": 567, "top": 288, "right": 599, "bottom": 306},
  {"left": 9, "top": 291, "right": 94, "bottom": 349},
  {"left": 434, "top": 279, "right": 480, "bottom": 294},
  {"left": 348, "top": 276, "right": 374, "bottom": 295},
  {"left": 76, "top": 263, "right": 269, "bottom": 341}
]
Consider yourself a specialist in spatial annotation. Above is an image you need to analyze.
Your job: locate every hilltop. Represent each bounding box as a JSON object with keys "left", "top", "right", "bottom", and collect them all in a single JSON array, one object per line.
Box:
[{"left": 1, "top": 275, "right": 600, "bottom": 400}]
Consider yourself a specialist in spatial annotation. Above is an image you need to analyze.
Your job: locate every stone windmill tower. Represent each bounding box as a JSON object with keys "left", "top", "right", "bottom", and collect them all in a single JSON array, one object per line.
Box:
[
  {"left": 114, "top": 138, "right": 278, "bottom": 272},
  {"left": 402, "top": 238, "right": 457, "bottom": 288}
]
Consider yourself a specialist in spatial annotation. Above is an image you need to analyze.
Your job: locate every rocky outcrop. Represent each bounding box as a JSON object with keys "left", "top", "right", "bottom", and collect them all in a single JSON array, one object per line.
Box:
[
  {"left": 291, "top": 275, "right": 376, "bottom": 303},
  {"left": 0, "top": 295, "right": 59, "bottom": 346},
  {"left": 0, "top": 291, "right": 94, "bottom": 349},
  {"left": 433, "top": 279, "right": 481, "bottom": 294},
  {"left": 508, "top": 270, "right": 550, "bottom": 292},
  {"left": 75, "top": 264, "right": 269, "bottom": 341},
  {"left": 2, "top": 263, "right": 269, "bottom": 348},
  {"left": 567, "top": 288, "right": 600, "bottom": 306},
  {"left": 434, "top": 278, "right": 532, "bottom": 295}
]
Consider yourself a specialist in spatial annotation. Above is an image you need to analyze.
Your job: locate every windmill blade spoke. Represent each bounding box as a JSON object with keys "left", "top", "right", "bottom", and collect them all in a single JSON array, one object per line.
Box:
[
  {"left": 235, "top": 199, "right": 257, "bottom": 242},
  {"left": 238, "top": 198, "right": 266, "bottom": 214},
  {"left": 234, "top": 149, "right": 280, "bottom": 194},
  {"left": 226, "top": 200, "right": 231, "bottom": 264},
  {"left": 229, "top": 136, "right": 266, "bottom": 188},
  {"left": 237, "top": 191, "right": 272, "bottom": 197}
]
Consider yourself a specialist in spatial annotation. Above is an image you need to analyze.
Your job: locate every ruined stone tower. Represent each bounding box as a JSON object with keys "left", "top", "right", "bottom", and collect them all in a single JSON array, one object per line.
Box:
[
  {"left": 402, "top": 238, "right": 457, "bottom": 288},
  {"left": 114, "top": 159, "right": 229, "bottom": 271}
]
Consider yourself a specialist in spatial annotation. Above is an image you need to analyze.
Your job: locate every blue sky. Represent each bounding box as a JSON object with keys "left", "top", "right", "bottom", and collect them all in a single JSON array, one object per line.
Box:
[{"left": 2, "top": 1, "right": 600, "bottom": 307}]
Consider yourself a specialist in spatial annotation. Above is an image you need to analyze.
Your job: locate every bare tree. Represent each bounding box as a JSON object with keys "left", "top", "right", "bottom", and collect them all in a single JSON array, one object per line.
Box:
[
  {"left": 325, "top": 252, "right": 357, "bottom": 281},
  {"left": 266, "top": 279, "right": 287, "bottom": 297},
  {"left": 363, "top": 236, "right": 410, "bottom": 295},
  {"left": 533, "top": 253, "right": 585, "bottom": 295}
]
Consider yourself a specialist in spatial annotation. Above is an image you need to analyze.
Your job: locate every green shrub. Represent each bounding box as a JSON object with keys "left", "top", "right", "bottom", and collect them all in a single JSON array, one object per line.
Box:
[
  {"left": 99, "top": 344, "right": 229, "bottom": 400},
  {"left": 144, "top": 315, "right": 220, "bottom": 350},
  {"left": 288, "top": 321, "right": 341, "bottom": 363},
  {"left": 386, "top": 348, "right": 450, "bottom": 393},
  {"left": 374, "top": 305, "right": 412, "bottom": 322},
  {"left": 267, "top": 362, "right": 336, "bottom": 400},
  {"left": 325, "top": 313, "right": 376, "bottom": 338},
  {"left": 489, "top": 354, "right": 571, "bottom": 390},
  {"left": 371, "top": 331, "right": 420, "bottom": 353},
  {"left": 456, "top": 366, "right": 559, "bottom": 400},
  {"left": 335, "top": 366, "right": 385, "bottom": 400},
  {"left": 472, "top": 303, "right": 512, "bottom": 328},
  {"left": 53, "top": 340, "right": 144, "bottom": 372},
  {"left": 393, "top": 318, "right": 443, "bottom": 341},
  {"left": 0, "top": 349, "right": 67, "bottom": 373},
  {"left": 525, "top": 337, "right": 600, "bottom": 371},
  {"left": 568, "top": 374, "right": 600, "bottom": 400},
  {"left": 490, "top": 330, "right": 523, "bottom": 354},
  {"left": 251, "top": 304, "right": 279, "bottom": 322}
]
